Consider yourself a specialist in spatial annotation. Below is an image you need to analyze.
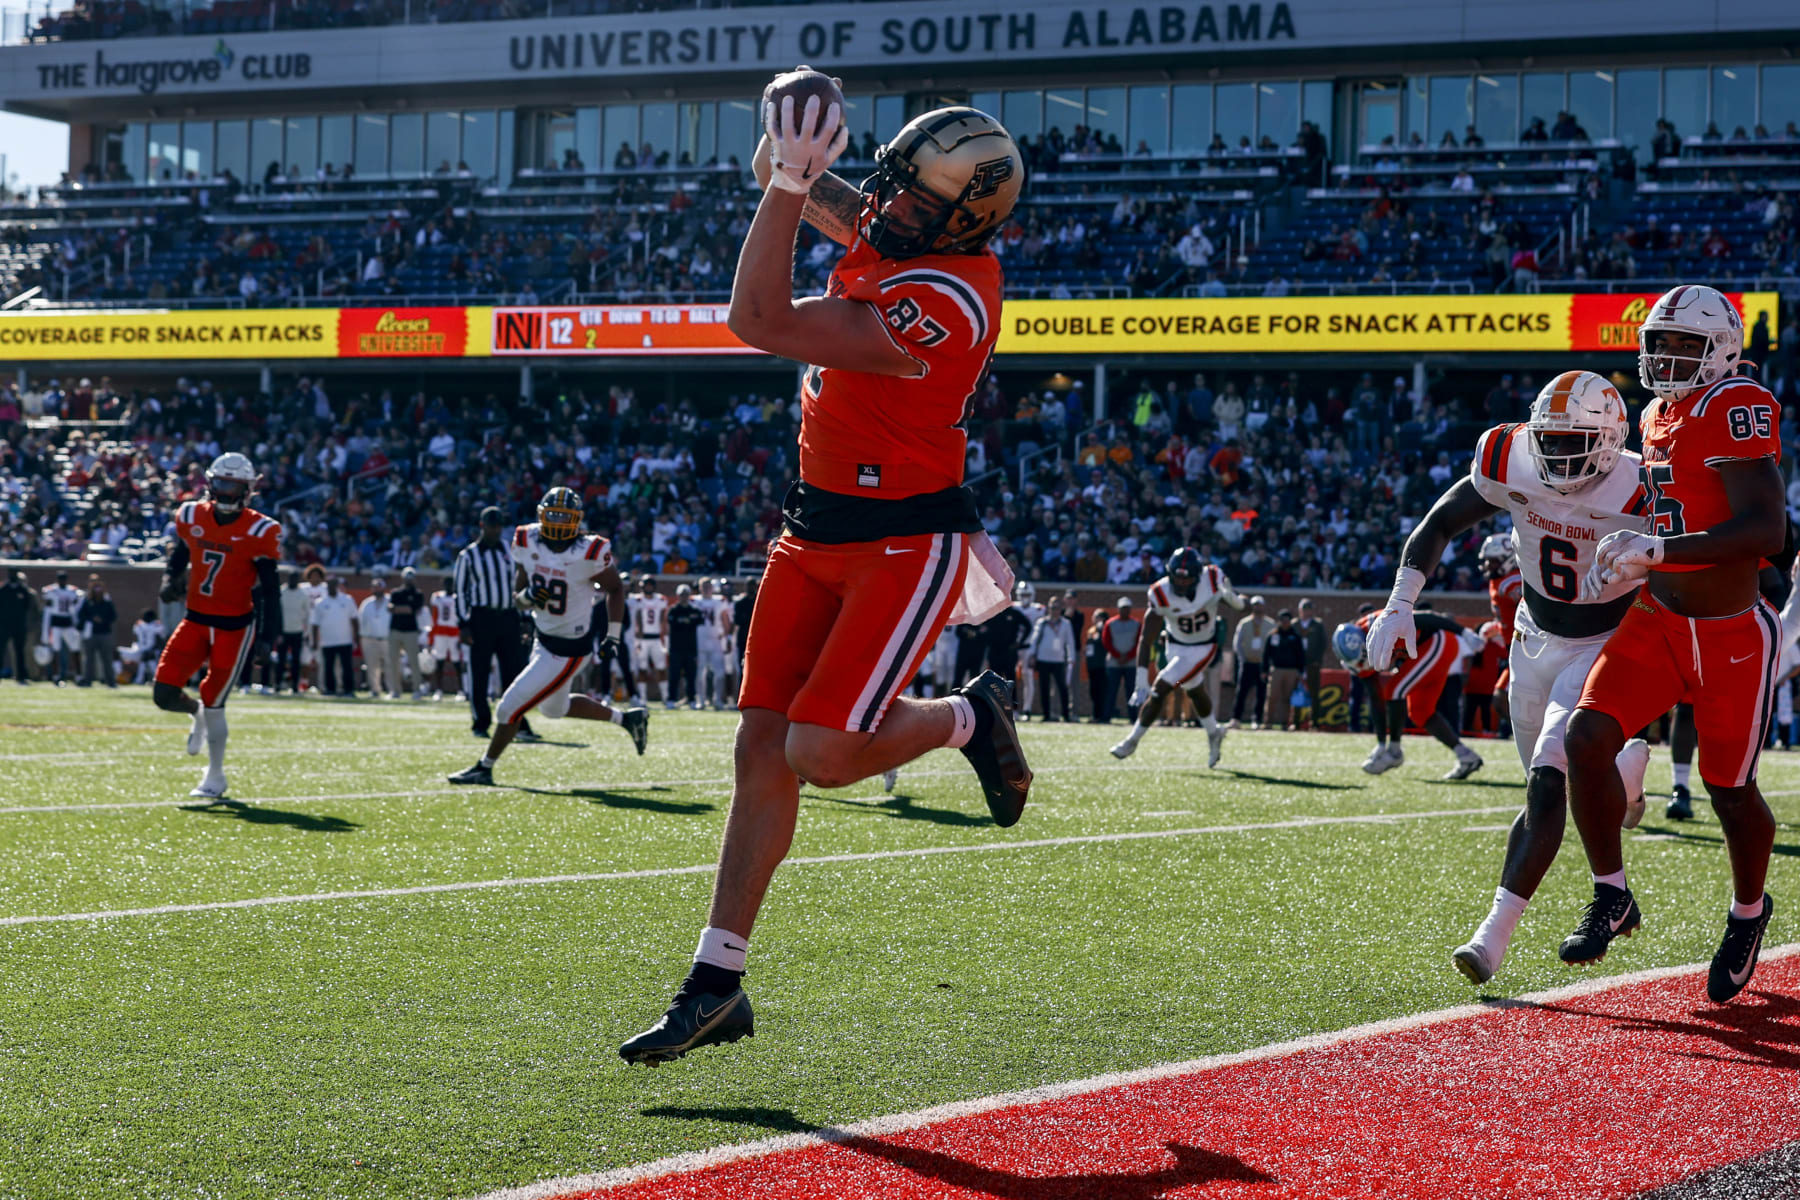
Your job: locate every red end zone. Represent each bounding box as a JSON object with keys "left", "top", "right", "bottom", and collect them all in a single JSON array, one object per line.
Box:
[{"left": 514, "top": 949, "right": 1799, "bottom": 1200}]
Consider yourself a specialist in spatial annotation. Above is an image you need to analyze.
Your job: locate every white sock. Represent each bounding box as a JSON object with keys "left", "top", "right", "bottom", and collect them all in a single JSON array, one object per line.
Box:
[
  {"left": 1201, "top": 711, "right": 1218, "bottom": 733},
  {"left": 1672, "top": 762, "right": 1692, "bottom": 788},
  {"left": 945, "top": 695, "right": 977, "bottom": 748},
  {"left": 694, "top": 925, "right": 748, "bottom": 972},
  {"left": 608, "top": 708, "right": 625, "bottom": 725},
  {"left": 479, "top": 756, "right": 495, "bottom": 768},
  {"left": 1455, "top": 742, "right": 1479, "bottom": 762},
  {"left": 1593, "top": 869, "right": 1628, "bottom": 891},
  {"left": 202, "top": 708, "right": 228, "bottom": 775},
  {"left": 1472, "top": 887, "right": 1529, "bottom": 956},
  {"left": 1730, "top": 895, "right": 1766, "bottom": 919}
]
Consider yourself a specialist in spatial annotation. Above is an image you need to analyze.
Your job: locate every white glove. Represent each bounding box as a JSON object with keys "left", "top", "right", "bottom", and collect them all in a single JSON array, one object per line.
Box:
[
  {"left": 1128, "top": 665, "right": 1152, "bottom": 709},
  {"left": 1365, "top": 603, "right": 1417, "bottom": 672},
  {"left": 1581, "top": 530, "right": 1665, "bottom": 601},
  {"left": 763, "top": 92, "right": 848, "bottom": 195}
]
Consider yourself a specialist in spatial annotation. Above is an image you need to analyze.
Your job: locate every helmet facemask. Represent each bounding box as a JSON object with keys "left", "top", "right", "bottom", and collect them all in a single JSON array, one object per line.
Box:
[
  {"left": 1530, "top": 428, "right": 1610, "bottom": 494},
  {"left": 860, "top": 155, "right": 977, "bottom": 259},
  {"left": 207, "top": 474, "right": 250, "bottom": 516}
]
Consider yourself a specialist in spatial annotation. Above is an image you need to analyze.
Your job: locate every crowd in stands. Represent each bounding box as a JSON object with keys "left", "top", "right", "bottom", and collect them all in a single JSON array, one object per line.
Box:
[{"left": 5, "top": 327, "right": 1797, "bottom": 591}]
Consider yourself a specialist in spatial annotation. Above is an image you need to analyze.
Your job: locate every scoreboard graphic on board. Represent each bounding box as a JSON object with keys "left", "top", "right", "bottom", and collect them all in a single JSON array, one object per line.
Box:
[{"left": 488, "top": 304, "right": 761, "bottom": 356}]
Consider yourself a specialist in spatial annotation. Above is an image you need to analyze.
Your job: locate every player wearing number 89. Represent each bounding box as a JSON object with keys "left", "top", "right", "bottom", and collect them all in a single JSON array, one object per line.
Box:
[
  {"left": 153, "top": 452, "right": 282, "bottom": 800},
  {"left": 1109, "top": 548, "right": 1245, "bottom": 767},
  {"left": 1364, "top": 369, "right": 1653, "bottom": 984},
  {"left": 1558, "top": 284, "right": 1782, "bottom": 1002},
  {"left": 447, "top": 488, "right": 647, "bottom": 785}
]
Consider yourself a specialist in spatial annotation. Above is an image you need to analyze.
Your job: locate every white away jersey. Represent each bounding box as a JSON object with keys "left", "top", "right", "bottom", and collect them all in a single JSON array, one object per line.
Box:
[
  {"left": 1469, "top": 423, "right": 1651, "bottom": 610},
  {"left": 510, "top": 523, "right": 615, "bottom": 640},
  {"left": 633, "top": 592, "right": 668, "bottom": 639},
  {"left": 429, "top": 593, "right": 460, "bottom": 633},
  {"left": 1147, "top": 564, "right": 1241, "bottom": 646},
  {"left": 695, "top": 595, "right": 731, "bottom": 649},
  {"left": 42, "top": 584, "right": 82, "bottom": 623}
]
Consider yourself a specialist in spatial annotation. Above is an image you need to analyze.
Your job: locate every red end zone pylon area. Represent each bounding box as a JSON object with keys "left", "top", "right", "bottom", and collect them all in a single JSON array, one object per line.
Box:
[{"left": 489, "top": 948, "right": 1799, "bottom": 1200}]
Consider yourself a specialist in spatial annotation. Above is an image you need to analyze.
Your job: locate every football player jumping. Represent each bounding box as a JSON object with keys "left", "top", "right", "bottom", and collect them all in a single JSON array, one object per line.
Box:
[
  {"left": 153, "top": 453, "right": 281, "bottom": 799},
  {"left": 1110, "top": 548, "right": 1245, "bottom": 767},
  {"left": 620, "top": 80, "right": 1029, "bottom": 1065},
  {"left": 447, "top": 488, "right": 648, "bottom": 785},
  {"left": 1365, "top": 370, "right": 1654, "bottom": 984},
  {"left": 1559, "top": 285, "right": 1782, "bottom": 1002}
]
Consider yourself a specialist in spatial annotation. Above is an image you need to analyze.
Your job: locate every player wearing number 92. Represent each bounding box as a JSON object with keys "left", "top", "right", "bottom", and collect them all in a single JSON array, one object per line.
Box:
[
  {"left": 1557, "top": 284, "right": 1783, "bottom": 1004},
  {"left": 1366, "top": 369, "right": 1655, "bottom": 986},
  {"left": 447, "top": 488, "right": 648, "bottom": 787}
]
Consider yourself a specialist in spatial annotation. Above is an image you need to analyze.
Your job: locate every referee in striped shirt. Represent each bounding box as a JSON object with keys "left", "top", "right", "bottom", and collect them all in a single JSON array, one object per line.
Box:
[{"left": 454, "top": 506, "right": 535, "bottom": 740}]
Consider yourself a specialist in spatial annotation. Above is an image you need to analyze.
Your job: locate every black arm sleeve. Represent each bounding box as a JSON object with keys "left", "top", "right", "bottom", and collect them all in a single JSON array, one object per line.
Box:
[
  {"left": 255, "top": 558, "right": 281, "bottom": 640},
  {"left": 1414, "top": 611, "right": 1469, "bottom": 638},
  {"left": 165, "top": 540, "right": 190, "bottom": 580}
]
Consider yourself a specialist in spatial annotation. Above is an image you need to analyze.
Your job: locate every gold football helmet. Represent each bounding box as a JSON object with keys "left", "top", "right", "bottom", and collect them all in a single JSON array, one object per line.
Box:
[
  {"left": 859, "top": 106, "right": 1023, "bottom": 259},
  {"left": 537, "top": 487, "right": 583, "bottom": 546}
]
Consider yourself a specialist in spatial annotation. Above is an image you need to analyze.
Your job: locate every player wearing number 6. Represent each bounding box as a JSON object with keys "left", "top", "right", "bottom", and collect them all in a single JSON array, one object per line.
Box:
[
  {"left": 1364, "top": 369, "right": 1653, "bottom": 985},
  {"left": 1557, "top": 284, "right": 1782, "bottom": 1003},
  {"left": 447, "top": 488, "right": 648, "bottom": 786}
]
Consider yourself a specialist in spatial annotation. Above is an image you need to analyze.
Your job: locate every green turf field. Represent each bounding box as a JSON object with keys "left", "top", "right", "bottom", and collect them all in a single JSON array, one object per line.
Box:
[{"left": 0, "top": 686, "right": 1793, "bottom": 1200}]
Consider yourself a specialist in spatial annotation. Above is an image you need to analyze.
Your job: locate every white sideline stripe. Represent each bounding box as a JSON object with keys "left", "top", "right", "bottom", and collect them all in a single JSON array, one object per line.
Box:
[
  {"left": 0, "top": 803, "right": 1521, "bottom": 926},
  {"left": 0, "top": 757, "right": 1348, "bottom": 816},
  {"left": 0, "top": 743, "right": 469, "bottom": 763},
  {"left": 470, "top": 943, "right": 1800, "bottom": 1200}
]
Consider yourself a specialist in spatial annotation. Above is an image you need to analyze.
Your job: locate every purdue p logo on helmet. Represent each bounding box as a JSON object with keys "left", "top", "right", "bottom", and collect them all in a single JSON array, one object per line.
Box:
[{"left": 858, "top": 106, "right": 1024, "bottom": 259}]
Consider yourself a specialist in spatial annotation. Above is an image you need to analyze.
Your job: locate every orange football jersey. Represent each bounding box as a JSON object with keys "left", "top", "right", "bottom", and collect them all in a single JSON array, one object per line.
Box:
[
  {"left": 799, "top": 237, "right": 1003, "bottom": 499},
  {"left": 1488, "top": 570, "right": 1522, "bottom": 641},
  {"left": 1640, "top": 376, "right": 1781, "bottom": 573},
  {"left": 173, "top": 499, "right": 281, "bottom": 619}
]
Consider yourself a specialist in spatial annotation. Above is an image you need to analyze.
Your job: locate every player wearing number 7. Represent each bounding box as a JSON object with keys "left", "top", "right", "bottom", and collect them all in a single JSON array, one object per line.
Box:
[
  {"left": 447, "top": 488, "right": 648, "bottom": 785},
  {"left": 1363, "top": 370, "right": 1653, "bottom": 985},
  {"left": 1557, "top": 284, "right": 1782, "bottom": 1003},
  {"left": 154, "top": 452, "right": 282, "bottom": 800}
]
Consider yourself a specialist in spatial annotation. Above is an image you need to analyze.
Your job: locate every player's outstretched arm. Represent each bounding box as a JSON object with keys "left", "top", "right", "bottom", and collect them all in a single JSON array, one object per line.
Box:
[
  {"left": 729, "top": 98, "right": 921, "bottom": 377},
  {"left": 1660, "top": 457, "right": 1787, "bottom": 567},
  {"left": 1370, "top": 477, "right": 1499, "bottom": 670},
  {"left": 753, "top": 133, "right": 860, "bottom": 247}
]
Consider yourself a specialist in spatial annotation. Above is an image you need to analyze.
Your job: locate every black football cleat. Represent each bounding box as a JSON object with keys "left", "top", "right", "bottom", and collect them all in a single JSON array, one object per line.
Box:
[
  {"left": 1708, "top": 894, "right": 1773, "bottom": 1004},
  {"left": 619, "top": 987, "right": 754, "bottom": 1066},
  {"left": 953, "top": 670, "right": 1032, "bottom": 827},
  {"left": 1558, "top": 883, "right": 1642, "bottom": 965},
  {"left": 622, "top": 706, "right": 649, "bottom": 756},
  {"left": 1665, "top": 783, "right": 1694, "bottom": 821},
  {"left": 447, "top": 762, "right": 494, "bottom": 786}
]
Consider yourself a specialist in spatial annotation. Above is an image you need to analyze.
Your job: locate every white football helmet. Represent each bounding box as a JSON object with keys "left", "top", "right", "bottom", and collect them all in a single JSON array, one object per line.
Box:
[
  {"left": 417, "top": 648, "right": 438, "bottom": 676},
  {"left": 1526, "top": 370, "right": 1628, "bottom": 494},
  {"left": 1013, "top": 580, "right": 1036, "bottom": 604},
  {"left": 1478, "top": 531, "right": 1516, "bottom": 573},
  {"left": 206, "top": 452, "right": 257, "bottom": 516},
  {"left": 1638, "top": 284, "right": 1743, "bottom": 401},
  {"left": 32, "top": 643, "right": 52, "bottom": 667}
]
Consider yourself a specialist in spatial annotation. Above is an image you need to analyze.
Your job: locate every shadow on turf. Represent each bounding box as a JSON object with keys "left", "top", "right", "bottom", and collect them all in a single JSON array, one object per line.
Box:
[
  {"left": 1522, "top": 988, "right": 1800, "bottom": 1073},
  {"left": 1219, "top": 770, "right": 1359, "bottom": 792},
  {"left": 642, "top": 1106, "right": 1275, "bottom": 1196},
  {"left": 1635, "top": 824, "right": 1800, "bottom": 858},
  {"left": 508, "top": 785, "right": 716, "bottom": 815},
  {"left": 814, "top": 793, "right": 991, "bottom": 828},
  {"left": 180, "top": 799, "right": 360, "bottom": 833}
]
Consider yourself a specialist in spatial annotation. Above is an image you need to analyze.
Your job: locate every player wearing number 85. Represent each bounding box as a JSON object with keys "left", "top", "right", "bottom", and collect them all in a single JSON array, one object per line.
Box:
[
  {"left": 447, "top": 488, "right": 648, "bottom": 786},
  {"left": 1558, "top": 284, "right": 1783, "bottom": 1003},
  {"left": 1364, "top": 369, "right": 1654, "bottom": 985}
]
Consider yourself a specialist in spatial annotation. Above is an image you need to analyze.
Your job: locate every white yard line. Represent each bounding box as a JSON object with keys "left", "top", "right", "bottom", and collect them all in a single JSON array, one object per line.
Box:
[
  {"left": 467, "top": 943, "right": 1800, "bottom": 1200},
  {"left": 0, "top": 803, "right": 1521, "bottom": 926},
  {"left": 0, "top": 757, "right": 1321, "bottom": 815}
]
